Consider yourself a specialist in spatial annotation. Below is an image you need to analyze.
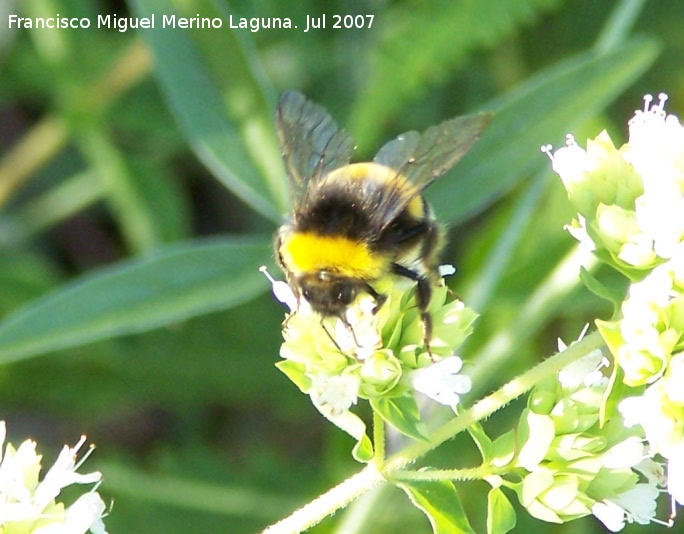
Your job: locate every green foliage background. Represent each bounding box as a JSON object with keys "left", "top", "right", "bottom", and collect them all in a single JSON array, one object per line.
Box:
[{"left": 0, "top": 0, "right": 681, "bottom": 531}]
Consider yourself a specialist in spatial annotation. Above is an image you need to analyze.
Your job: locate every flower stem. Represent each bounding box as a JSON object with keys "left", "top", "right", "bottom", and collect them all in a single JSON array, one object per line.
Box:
[
  {"left": 260, "top": 464, "right": 385, "bottom": 534},
  {"left": 391, "top": 465, "right": 499, "bottom": 482},
  {"left": 384, "top": 330, "right": 604, "bottom": 472},
  {"left": 262, "top": 331, "right": 605, "bottom": 533},
  {"left": 373, "top": 410, "right": 386, "bottom": 468}
]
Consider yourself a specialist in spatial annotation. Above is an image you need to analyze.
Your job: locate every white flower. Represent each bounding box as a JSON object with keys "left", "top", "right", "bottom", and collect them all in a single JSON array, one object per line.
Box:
[
  {"left": 335, "top": 295, "right": 381, "bottom": 359},
  {"left": 33, "top": 436, "right": 101, "bottom": 511},
  {"left": 542, "top": 136, "right": 589, "bottom": 191},
  {"left": 558, "top": 348, "right": 608, "bottom": 390},
  {"left": 624, "top": 94, "right": 684, "bottom": 259},
  {"left": 309, "top": 373, "right": 360, "bottom": 416},
  {"left": 409, "top": 356, "right": 471, "bottom": 408},
  {"left": 619, "top": 383, "right": 684, "bottom": 460},
  {"left": 634, "top": 458, "right": 667, "bottom": 487},
  {"left": 63, "top": 492, "right": 108, "bottom": 534},
  {"left": 0, "top": 421, "right": 107, "bottom": 533},
  {"left": 592, "top": 483, "right": 659, "bottom": 531}
]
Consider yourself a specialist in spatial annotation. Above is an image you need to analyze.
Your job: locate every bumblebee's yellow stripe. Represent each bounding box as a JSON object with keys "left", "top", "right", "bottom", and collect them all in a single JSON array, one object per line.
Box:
[{"left": 281, "top": 232, "right": 388, "bottom": 279}]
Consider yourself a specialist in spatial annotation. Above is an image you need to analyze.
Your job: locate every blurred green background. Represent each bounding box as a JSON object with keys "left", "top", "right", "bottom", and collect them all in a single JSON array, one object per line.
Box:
[{"left": 0, "top": 0, "right": 682, "bottom": 531}]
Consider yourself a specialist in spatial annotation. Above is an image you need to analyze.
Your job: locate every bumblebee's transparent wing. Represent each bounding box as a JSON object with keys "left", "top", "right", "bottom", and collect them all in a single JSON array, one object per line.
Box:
[
  {"left": 371, "top": 112, "right": 492, "bottom": 230},
  {"left": 276, "top": 91, "right": 355, "bottom": 213}
]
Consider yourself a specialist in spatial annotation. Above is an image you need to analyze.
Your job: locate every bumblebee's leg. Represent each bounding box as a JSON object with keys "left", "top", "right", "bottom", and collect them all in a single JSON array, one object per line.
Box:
[
  {"left": 391, "top": 263, "right": 433, "bottom": 356},
  {"left": 362, "top": 282, "right": 387, "bottom": 314},
  {"left": 321, "top": 317, "right": 348, "bottom": 353}
]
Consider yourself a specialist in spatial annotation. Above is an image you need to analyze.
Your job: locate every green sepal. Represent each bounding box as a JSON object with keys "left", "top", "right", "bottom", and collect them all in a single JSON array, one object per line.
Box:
[
  {"left": 487, "top": 487, "right": 517, "bottom": 534},
  {"left": 599, "top": 359, "right": 640, "bottom": 427},
  {"left": 579, "top": 266, "right": 626, "bottom": 317},
  {"left": 371, "top": 395, "right": 429, "bottom": 442},
  {"left": 491, "top": 430, "right": 516, "bottom": 468},
  {"left": 467, "top": 420, "right": 493, "bottom": 463},
  {"left": 274, "top": 360, "right": 310, "bottom": 393},
  {"left": 352, "top": 433, "right": 375, "bottom": 463},
  {"left": 398, "top": 479, "right": 476, "bottom": 534}
]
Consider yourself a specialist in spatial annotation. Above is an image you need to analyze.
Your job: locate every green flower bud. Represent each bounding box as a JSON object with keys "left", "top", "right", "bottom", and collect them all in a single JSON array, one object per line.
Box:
[
  {"left": 359, "top": 350, "right": 402, "bottom": 397},
  {"left": 518, "top": 469, "right": 593, "bottom": 524}
]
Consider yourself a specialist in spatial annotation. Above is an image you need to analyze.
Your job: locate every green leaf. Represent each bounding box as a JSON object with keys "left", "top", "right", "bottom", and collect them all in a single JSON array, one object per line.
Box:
[
  {"left": 371, "top": 395, "right": 429, "bottom": 441},
  {"left": 350, "top": 0, "right": 563, "bottom": 147},
  {"left": 466, "top": 420, "right": 493, "bottom": 463},
  {"left": 0, "top": 237, "right": 271, "bottom": 364},
  {"left": 579, "top": 266, "right": 626, "bottom": 315},
  {"left": 428, "top": 38, "right": 659, "bottom": 225},
  {"left": 398, "top": 480, "right": 476, "bottom": 534},
  {"left": 129, "top": 0, "right": 287, "bottom": 221},
  {"left": 491, "top": 430, "right": 516, "bottom": 468},
  {"left": 487, "top": 487, "right": 516, "bottom": 534}
]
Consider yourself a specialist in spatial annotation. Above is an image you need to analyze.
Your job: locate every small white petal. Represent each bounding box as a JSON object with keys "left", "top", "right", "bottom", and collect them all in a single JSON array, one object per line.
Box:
[
  {"left": 260, "top": 266, "right": 298, "bottom": 311},
  {"left": 592, "top": 500, "right": 626, "bottom": 532},
  {"left": 309, "top": 374, "right": 360, "bottom": 416},
  {"left": 602, "top": 436, "right": 645, "bottom": 469},
  {"left": 611, "top": 484, "right": 659, "bottom": 525},
  {"left": 634, "top": 458, "right": 667, "bottom": 487},
  {"left": 410, "top": 356, "right": 471, "bottom": 408},
  {"left": 558, "top": 348, "right": 606, "bottom": 389},
  {"left": 63, "top": 492, "right": 108, "bottom": 534},
  {"left": 618, "top": 396, "right": 647, "bottom": 428}
]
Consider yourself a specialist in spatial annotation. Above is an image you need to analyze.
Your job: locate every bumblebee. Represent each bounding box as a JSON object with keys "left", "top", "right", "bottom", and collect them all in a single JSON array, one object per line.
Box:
[{"left": 274, "top": 91, "right": 490, "bottom": 350}]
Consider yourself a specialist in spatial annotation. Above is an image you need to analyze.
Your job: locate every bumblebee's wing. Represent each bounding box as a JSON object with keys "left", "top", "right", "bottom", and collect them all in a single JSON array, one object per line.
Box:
[
  {"left": 370, "top": 112, "right": 492, "bottom": 231},
  {"left": 276, "top": 91, "right": 356, "bottom": 214}
]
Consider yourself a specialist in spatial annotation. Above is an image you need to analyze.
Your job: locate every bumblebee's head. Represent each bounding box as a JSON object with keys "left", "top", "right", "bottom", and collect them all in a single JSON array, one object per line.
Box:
[{"left": 298, "top": 271, "right": 359, "bottom": 316}]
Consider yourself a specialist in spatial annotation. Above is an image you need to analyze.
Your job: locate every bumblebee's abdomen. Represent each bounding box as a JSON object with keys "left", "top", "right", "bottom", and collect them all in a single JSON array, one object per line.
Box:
[
  {"left": 280, "top": 231, "right": 389, "bottom": 280},
  {"left": 296, "top": 195, "right": 372, "bottom": 239}
]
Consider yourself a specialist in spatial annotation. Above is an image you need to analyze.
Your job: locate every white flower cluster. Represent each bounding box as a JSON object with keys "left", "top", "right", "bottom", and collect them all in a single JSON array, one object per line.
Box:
[
  {"left": 544, "top": 95, "right": 684, "bottom": 528},
  {"left": 546, "top": 94, "right": 684, "bottom": 273},
  {"left": 0, "top": 421, "right": 108, "bottom": 534},
  {"left": 262, "top": 266, "right": 476, "bottom": 458}
]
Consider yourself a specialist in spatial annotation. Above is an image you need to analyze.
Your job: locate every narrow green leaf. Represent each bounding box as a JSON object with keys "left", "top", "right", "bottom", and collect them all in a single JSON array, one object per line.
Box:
[
  {"left": 371, "top": 395, "right": 428, "bottom": 441},
  {"left": 129, "top": 0, "right": 287, "bottom": 221},
  {"left": 0, "top": 237, "right": 271, "bottom": 364},
  {"left": 350, "top": 0, "right": 563, "bottom": 147},
  {"left": 428, "top": 38, "right": 659, "bottom": 225},
  {"left": 487, "top": 487, "right": 516, "bottom": 534},
  {"left": 398, "top": 480, "right": 476, "bottom": 534},
  {"left": 579, "top": 266, "right": 626, "bottom": 314}
]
